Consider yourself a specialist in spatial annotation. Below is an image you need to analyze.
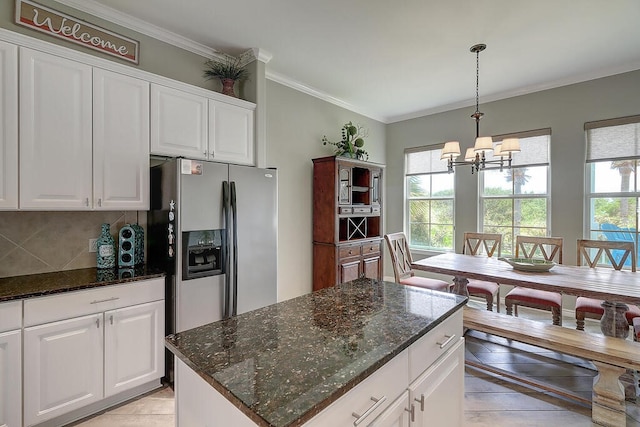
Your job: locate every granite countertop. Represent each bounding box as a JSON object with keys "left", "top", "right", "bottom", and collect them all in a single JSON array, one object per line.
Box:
[
  {"left": 0, "top": 266, "right": 165, "bottom": 302},
  {"left": 165, "top": 278, "right": 467, "bottom": 427}
]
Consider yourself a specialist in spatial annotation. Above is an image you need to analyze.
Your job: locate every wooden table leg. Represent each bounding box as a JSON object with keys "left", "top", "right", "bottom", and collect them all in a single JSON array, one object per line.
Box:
[
  {"left": 592, "top": 361, "right": 626, "bottom": 427},
  {"left": 600, "top": 301, "right": 638, "bottom": 402},
  {"left": 452, "top": 276, "right": 469, "bottom": 297}
]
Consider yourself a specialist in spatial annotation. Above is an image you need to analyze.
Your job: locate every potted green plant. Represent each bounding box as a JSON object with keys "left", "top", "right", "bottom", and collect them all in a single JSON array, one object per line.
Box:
[
  {"left": 322, "top": 121, "right": 369, "bottom": 160},
  {"left": 203, "top": 56, "right": 248, "bottom": 98}
]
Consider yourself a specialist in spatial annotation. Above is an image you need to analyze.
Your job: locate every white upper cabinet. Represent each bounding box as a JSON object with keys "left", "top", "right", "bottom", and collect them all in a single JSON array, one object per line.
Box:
[
  {"left": 150, "top": 84, "right": 208, "bottom": 159},
  {"left": 208, "top": 99, "right": 254, "bottom": 165},
  {"left": 0, "top": 41, "right": 18, "bottom": 210},
  {"left": 19, "top": 47, "right": 93, "bottom": 209},
  {"left": 150, "top": 83, "right": 255, "bottom": 165},
  {"left": 93, "top": 68, "right": 150, "bottom": 210}
]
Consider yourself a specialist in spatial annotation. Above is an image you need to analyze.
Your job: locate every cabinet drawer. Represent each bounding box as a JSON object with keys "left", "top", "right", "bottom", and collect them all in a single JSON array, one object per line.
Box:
[
  {"left": 362, "top": 242, "right": 380, "bottom": 255},
  {"left": 339, "top": 207, "right": 352, "bottom": 214},
  {"left": 306, "top": 350, "right": 408, "bottom": 427},
  {"left": 372, "top": 206, "right": 380, "bottom": 214},
  {"left": 408, "top": 309, "right": 462, "bottom": 382},
  {"left": 0, "top": 300, "right": 22, "bottom": 332},
  {"left": 24, "top": 277, "right": 164, "bottom": 327},
  {"left": 353, "top": 206, "right": 371, "bottom": 214},
  {"left": 339, "top": 245, "right": 361, "bottom": 259}
]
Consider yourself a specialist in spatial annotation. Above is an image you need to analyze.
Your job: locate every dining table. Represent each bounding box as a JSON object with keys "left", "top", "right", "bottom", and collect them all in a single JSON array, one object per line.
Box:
[{"left": 412, "top": 252, "right": 640, "bottom": 338}]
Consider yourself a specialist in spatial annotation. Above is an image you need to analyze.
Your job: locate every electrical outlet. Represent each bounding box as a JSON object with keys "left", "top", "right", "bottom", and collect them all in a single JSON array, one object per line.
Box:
[{"left": 89, "top": 238, "right": 98, "bottom": 253}]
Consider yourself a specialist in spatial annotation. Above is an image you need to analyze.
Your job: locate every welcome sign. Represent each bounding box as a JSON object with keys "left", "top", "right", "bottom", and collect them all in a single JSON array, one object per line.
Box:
[{"left": 15, "top": 0, "right": 139, "bottom": 64}]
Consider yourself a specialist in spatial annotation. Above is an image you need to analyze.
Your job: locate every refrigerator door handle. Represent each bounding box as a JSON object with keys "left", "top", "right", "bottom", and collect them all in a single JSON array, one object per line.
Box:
[
  {"left": 230, "top": 181, "right": 238, "bottom": 317},
  {"left": 222, "top": 180, "right": 231, "bottom": 319}
]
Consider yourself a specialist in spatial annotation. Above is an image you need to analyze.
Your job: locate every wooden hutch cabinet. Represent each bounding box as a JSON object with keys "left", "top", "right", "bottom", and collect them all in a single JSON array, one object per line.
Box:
[{"left": 313, "top": 156, "right": 384, "bottom": 291}]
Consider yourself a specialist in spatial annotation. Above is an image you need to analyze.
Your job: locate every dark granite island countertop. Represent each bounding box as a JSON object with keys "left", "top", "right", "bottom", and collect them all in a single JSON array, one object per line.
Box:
[
  {"left": 0, "top": 266, "right": 165, "bottom": 302},
  {"left": 165, "top": 278, "right": 467, "bottom": 427}
]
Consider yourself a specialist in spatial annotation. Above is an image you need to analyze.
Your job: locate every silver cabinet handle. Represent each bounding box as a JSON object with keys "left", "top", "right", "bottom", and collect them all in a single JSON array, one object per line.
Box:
[
  {"left": 85, "top": 197, "right": 89, "bottom": 206},
  {"left": 437, "top": 334, "right": 456, "bottom": 349},
  {"left": 204, "top": 150, "right": 207, "bottom": 157},
  {"left": 90, "top": 297, "right": 120, "bottom": 304},
  {"left": 96, "top": 317, "right": 100, "bottom": 328},
  {"left": 405, "top": 404, "right": 415, "bottom": 422},
  {"left": 110, "top": 315, "right": 114, "bottom": 325},
  {"left": 98, "top": 198, "right": 102, "bottom": 207},
  {"left": 352, "top": 396, "right": 387, "bottom": 426},
  {"left": 414, "top": 394, "right": 425, "bottom": 411}
]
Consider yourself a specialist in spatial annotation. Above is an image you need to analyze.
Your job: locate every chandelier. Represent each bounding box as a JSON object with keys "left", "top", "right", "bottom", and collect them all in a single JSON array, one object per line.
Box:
[{"left": 441, "top": 43, "right": 520, "bottom": 174}]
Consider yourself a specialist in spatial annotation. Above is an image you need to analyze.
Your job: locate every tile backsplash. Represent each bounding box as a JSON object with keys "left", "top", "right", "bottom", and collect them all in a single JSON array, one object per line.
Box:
[{"left": 0, "top": 211, "right": 145, "bottom": 278}]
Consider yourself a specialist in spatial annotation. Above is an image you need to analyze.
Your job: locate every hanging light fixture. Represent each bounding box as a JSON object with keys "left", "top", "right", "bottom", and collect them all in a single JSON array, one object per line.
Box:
[{"left": 441, "top": 44, "right": 520, "bottom": 174}]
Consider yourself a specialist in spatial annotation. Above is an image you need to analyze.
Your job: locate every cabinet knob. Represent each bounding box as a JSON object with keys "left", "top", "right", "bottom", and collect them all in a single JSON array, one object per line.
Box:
[
  {"left": 351, "top": 396, "right": 387, "bottom": 426},
  {"left": 414, "top": 394, "right": 425, "bottom": 412},
  {"left": 405, "top": 404, "right": 416, "bottom": 422}
]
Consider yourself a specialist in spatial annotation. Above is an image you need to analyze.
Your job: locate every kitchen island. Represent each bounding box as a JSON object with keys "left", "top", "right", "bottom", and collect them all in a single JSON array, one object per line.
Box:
[{"left": 165, "top": 278, "right": 467, "bottom": 427}]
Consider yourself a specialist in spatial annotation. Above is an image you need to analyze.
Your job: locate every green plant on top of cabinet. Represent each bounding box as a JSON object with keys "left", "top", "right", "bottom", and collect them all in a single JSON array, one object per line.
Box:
[{"left": 19, "top": 48, "right": 149, "bottom": 210}]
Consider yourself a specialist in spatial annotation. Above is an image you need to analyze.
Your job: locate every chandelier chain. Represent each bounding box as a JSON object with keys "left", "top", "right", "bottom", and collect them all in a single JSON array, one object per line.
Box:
[{"left": 475, "top": 48, "right": 480, "bottom": 113}]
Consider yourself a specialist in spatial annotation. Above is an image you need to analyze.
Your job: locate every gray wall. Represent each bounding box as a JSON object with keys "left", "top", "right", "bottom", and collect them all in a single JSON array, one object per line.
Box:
[{"left": 266, "top": 80, "right": 386, "bottom": 300}]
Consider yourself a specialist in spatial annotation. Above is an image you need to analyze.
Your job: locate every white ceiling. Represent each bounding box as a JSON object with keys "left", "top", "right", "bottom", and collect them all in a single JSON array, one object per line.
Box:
[{"left": 61, "top": 0, "right": 640, "bottom": 123}]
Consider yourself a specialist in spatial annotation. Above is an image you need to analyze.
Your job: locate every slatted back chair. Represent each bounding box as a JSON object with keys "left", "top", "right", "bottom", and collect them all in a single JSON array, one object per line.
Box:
[
  {"left": 505, "top": 236, "right": 564, "bottom": 325},
  {"left": 463, "top": 232, "right": 502, "bottom": 257},
  {"left": 384, "top": 232, "right": 450, "bottom": 291},
  {"left": 462, "top": 232, "right": 502, "bottom": 312},
  {"left": 577, "top": 239, "right": 636, "bottom": 271},
  {"left": 575, "top": 239, "right": 639, "bottom": 331}
]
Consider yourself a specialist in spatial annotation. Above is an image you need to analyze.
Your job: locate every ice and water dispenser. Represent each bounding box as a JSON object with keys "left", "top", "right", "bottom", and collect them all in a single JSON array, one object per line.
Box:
[{"left": 182, "top": 230, "right": 224, "bottom": 280}]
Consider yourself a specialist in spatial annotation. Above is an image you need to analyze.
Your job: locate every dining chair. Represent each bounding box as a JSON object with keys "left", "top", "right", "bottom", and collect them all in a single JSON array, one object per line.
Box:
[
  {"left": 462, "top": 232, "right": 502, "bottom": 312},
  {"left": 575, "top": 239, "right": 640, "bottom": 331},
  {"left": 384, "top": 232, "right": 450, "bottom": 292},
  {"left": 504, "top": 236, "right": 564, "bottom": 325}
]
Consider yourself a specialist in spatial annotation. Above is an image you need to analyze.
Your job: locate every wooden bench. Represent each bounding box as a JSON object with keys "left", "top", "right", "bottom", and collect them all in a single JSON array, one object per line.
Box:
[{"left": 463, "top": 306, "right": 640, "bottom": 427}]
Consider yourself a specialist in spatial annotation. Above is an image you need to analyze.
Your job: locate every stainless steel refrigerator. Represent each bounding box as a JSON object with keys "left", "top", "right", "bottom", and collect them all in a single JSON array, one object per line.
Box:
[{"left": 148, "top": 158, "right": 277, "bottom": 336}]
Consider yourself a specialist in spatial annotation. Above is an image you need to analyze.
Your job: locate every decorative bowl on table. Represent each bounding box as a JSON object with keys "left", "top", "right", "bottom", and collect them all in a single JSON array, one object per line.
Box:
[{"left": 499, "top": 257, "right": 556, "bottom": 272}]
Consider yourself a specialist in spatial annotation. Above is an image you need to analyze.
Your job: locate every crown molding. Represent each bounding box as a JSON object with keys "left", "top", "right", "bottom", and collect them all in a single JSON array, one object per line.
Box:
[
  {"left": 55, "top": 0, "right": 218, "bottom": 58},
  {"left": 266, "top": 69, "right": 386, "bottom": 123}
]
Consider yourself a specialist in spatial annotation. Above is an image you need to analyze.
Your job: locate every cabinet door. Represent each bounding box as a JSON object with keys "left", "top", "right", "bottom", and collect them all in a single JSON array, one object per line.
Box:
[
  {"left": 19, "top": 48, "right": 93, "bottom": 209},
  {"left": 0, "top": 330, "right": 21, "bottom": 427},
  {"left": 208, "top": 100, "right": 254, "bottom": 165},
  {"left": 339, "top": 258, "right": 361, "bottom": 283},
  {"left": 150, "top": 84, "right": 208, "bottom": 159},
  {"left": 0, "top": 41, "right": 17, "bottom": 210},
  {"left": 24, "top": 313, "right": 103, "bottom": 426},
  {"left": 93, "top": 68, "right": 150, "bottom": 210},
  {"left": 338, "top": 165, "right": 352, "bottom": 205},
  {"left": 363, "top": 255, "right": 381, "bottom": 280},
  {"left": 410, "top": 338, "right": 464, "bottom": 427},
  {"left": 104, "top": 301, "right": 165, "bottom": 397},
  {"left": 369, "top": 391, "right": 410, "bottom": 427}
]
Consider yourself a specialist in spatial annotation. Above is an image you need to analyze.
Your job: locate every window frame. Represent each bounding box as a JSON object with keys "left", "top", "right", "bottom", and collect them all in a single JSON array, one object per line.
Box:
[
  {"left": 404, "top": 145, "right": 455, "bottom": 255},
  {"left": 478, "top": 129, "right": 552, "bottom": 256},
  {"left": 584, "top": 115, "right": 640, "bottom": 258}
]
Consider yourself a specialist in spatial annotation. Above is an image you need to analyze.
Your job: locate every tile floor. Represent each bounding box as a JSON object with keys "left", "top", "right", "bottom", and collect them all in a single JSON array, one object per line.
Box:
[{"left": 71, "top": 303, "right": 640, "bottom": 427}]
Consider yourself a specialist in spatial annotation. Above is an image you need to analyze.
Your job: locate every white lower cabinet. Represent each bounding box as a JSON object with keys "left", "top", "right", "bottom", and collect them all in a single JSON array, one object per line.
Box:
[
  {"left": 23, "top": 278, "right": 164, "bottom": 426},
  {"left": 409, "top": 338, "right": 465, "bottom": 427},
  {"left": 369, "top": 390, "right": 411, "bottom": 427},
  {"left": 24, "top": 314, "right": 103, "bottom": 426},
  {"left": 0, "top": 300, "right": 22, "bottom": 427},
  {"left": 104, "top": 301, "right": 164, "bottom": 397}
]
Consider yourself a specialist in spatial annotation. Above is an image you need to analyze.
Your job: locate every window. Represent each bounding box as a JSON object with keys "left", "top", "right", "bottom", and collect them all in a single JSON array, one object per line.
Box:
[
  {"left": 479, "top": 130, "right": 551, "bottom": 255},
  {"left": 585, "top": 115, "right": 640, "bottom": 265},
  {"left": 405, "top": 147, "right": 454, "bottom": 252}
]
